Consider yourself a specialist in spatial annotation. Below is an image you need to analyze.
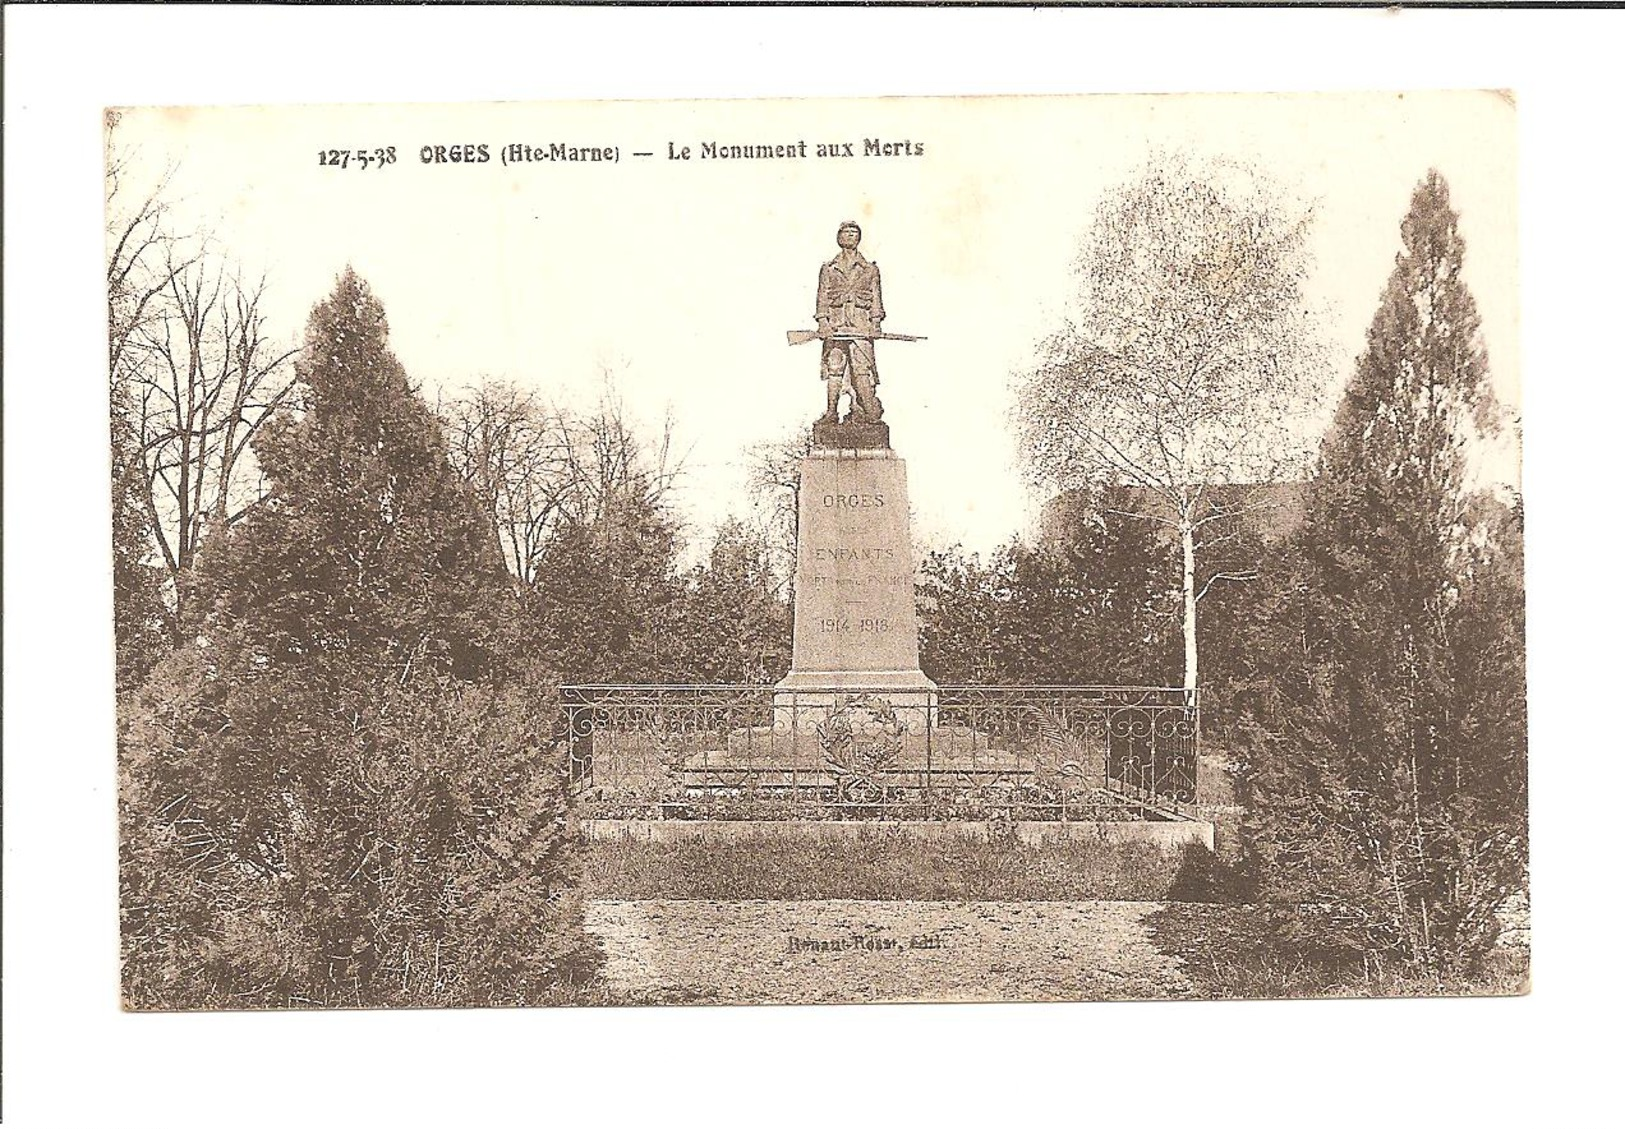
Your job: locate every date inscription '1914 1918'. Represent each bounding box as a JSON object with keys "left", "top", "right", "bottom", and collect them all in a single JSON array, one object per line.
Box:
[{"left": 817, "top": 617, "right": 892, "bottom": 634}]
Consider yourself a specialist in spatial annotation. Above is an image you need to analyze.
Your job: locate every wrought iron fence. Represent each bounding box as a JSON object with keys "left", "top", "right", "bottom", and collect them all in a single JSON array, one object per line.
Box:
[{"left": 561, "top": 684, "right": 1198, "bottom": 821}]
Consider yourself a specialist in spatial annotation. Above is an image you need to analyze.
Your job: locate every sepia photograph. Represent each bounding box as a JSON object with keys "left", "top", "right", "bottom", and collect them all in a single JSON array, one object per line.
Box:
[{"left": 103, "top": 90, "right": 1528, "bottom": 1011}]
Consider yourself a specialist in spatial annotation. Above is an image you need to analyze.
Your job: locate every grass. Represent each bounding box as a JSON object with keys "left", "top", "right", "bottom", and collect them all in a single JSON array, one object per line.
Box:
[
  {"left": 1191, "top": 749, "right": 1247, "bottom": 860},
  {"left": 1145, "top": 901, "right": 1530, "bottom": 1000},
  {"left": 1195, "top": 750, "right": 1240, "bottom": 807},
  {"left": 572, "top": 749, "right": 1530, "bottom": 1002},
  {"left": 582, "top": 827, "right": 1203, "bottom": 902}
]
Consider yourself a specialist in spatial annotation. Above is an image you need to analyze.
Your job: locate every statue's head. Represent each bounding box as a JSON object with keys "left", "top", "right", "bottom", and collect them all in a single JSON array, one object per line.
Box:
[{"left": 836, "top": 221, "right": 862, "bottom": 250}]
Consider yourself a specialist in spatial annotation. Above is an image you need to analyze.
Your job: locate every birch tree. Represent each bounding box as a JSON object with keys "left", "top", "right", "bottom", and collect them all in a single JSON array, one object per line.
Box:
[{"left": 1013, "top": 154, "right": 1326, "bottom": 694}]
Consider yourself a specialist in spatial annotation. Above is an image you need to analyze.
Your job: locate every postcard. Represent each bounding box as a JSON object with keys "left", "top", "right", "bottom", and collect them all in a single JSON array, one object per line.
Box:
[{"left": 107, "top": 91, "right": 1524, "bottom": 1010}]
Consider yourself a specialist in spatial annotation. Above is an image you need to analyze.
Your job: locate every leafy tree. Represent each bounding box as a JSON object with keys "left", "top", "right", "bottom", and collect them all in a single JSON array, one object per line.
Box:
[
  {"left": 1241, "top": 171, "right": 1525, "bottom": 975},
  {"left": 526, "top": 484, "right": 685, "bottom": 684},
  {"left": 917, "top": 510, "right": 1175, "bottom": 686},
  {"left": 443, "top": 376, "right": 694, "bottom": 683},
  {"left": 662, "top": 519, "right": 793, "bottom": 683},
  {"left": 1013, "top": 154, "right": 1327, "bottom": 693},
  {"left": 120, "top": 269, "right": 586, "bottom": 1007},
  {"left": 917, "top": 545, "right": 1009, "bottom": 684},
  {"left": 1015, "top": 499, "right": 1178, "bottom": 685},
  {"left": 441, "top": 376, "right": 686, "bottom": 594}
]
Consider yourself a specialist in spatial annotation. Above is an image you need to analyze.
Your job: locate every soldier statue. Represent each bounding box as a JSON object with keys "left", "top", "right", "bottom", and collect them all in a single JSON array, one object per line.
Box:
[{"left": 815, "top": 221, "right": 886, "bottom": 425}]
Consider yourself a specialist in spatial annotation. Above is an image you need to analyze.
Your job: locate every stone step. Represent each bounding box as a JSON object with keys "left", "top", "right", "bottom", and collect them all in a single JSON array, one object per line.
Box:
[{"left": 722, "top": 722, "right": 993, "bottom": 757}]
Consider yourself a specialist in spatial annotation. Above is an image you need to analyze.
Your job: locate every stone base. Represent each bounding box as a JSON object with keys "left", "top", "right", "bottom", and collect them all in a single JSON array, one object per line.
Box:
[
  {"left": 774, "top": 668, "right": 938, "bottom": 696},
  {"left": 812, "top": 419, "right": 890, "bottom": 450},
  {"left": 785, "top": 449, "right": 926, "bottom": 683},
  {"left": 773, "top": 670, "right": 939, "bottom": 732}
]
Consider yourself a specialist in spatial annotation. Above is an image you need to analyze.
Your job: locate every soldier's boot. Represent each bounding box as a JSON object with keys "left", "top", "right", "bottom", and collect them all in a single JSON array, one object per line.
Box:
[
  {"left": 815, "top": 377, "right": 841, "bottom": 425},
  {"left": 851, "top": 372, "right": 884, "bottom": 424}
]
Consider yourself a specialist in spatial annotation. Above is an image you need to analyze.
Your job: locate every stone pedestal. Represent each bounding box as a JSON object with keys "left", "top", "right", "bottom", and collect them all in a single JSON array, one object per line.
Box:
[
  {"left": 811, "top": 418, "right": 890, "bottom": 451},
  {"left": 775, "top": 440, "right": 936, "bottom": 721}
]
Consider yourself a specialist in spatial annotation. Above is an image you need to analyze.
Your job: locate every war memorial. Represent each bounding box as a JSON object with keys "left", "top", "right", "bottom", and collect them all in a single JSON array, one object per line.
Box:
[
  {"left": 565, "top": 223, "right": 1209, "bottom": 848},
  {"left": 98, "top": 83, "right": 1532, "bottom": 1048}
]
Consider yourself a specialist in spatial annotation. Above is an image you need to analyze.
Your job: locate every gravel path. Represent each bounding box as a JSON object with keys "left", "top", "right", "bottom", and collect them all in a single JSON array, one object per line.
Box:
[{"left": 585, "top": 899, "right": 1193, "bottom": 1005}]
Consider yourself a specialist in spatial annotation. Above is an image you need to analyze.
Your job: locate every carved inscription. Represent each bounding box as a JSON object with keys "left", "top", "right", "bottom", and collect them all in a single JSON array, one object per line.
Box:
[
  {"left": 786, "top": 454, "right": 924, "bottom": 675},
  {"left": 822, "top": 493, "right": 886, "bottom": 508},
  {"left": 813, "top": 546, "right": 896, "bottom": 561},
  {"left": 817, "top": 617, "right": 892, "bottom": 634},
  {"left": 803, "top": 574, "right": 912, "bottom": 590}
]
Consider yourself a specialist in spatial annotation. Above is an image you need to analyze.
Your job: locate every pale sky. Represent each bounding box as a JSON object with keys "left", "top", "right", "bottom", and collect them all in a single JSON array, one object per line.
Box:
[{"left": 114, "top": 91, "right": 1518, "bottom": 557}]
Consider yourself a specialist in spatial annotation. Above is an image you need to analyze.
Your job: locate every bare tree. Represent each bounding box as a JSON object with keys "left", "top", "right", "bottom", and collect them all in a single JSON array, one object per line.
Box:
[
  {"left": 441, "top": 372, "right": 689, "bottom": 587},
  {"left": 742, "top": 428, "right": 812, "bottom": 596},
  {"left": 125, "top": 260, "right": 299, "bottom": 632},
  {"left": 441, "top": 379, "right": 578, "bottom": 588},
  {"left": 107, "top": 123, "right": 203, "bottom": 673},
  {"left": 561, "top": 377, "right": 685, "bottom": 528},
  {"left": 107, "top": 130, "right": 299, "bottom": 638},
  {"left": 107, "top": 144, "right": 197, "bottom": 389},
  {"left": 1013, "top": 154, "right": 1328, "bottom": 693}
]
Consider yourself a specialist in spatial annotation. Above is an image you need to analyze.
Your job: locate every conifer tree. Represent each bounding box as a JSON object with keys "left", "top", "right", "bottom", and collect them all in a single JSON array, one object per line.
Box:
[
  {"left": 1244, "top": 172, "right": 1526, "bottom": 975},
  {"left": 121, "top": 270, "right": 585, "bottom": 1007}
]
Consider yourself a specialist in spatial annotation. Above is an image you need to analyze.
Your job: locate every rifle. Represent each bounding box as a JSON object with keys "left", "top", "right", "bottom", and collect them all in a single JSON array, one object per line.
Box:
[{"left": 786, "top": 329, "right": 928, "bottom": 346}]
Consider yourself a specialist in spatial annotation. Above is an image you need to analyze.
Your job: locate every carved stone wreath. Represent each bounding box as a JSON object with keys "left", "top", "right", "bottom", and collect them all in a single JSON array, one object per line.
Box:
[{"left": 817, "top": 695, "right": 906, "bottom": 804}]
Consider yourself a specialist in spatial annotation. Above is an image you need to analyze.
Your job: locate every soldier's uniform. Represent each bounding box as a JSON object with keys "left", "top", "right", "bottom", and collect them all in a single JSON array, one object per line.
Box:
[{"left": 816, "top": 246, "right": 886, "bottom": 423}]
